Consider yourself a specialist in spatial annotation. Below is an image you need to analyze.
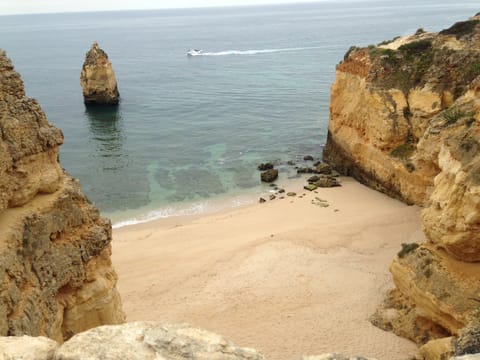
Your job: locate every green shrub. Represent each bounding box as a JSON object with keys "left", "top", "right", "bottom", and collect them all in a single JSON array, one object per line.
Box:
[
  {"left": 391, "top": 143, "right": 415, "bottom": 159},
  {"left": 471, "top": 62, "right": 480, "bottom": 76},
  {"left": 415, "top": 28, "right": 426, "bottom": 35},
  {"left": 398, "top": 243, "right": 419, "bottom": 258},
  {"left": 442, "top": 107, "right": 475, "bottom": 126},
  {"left": 398, "top": 40, "right": 432, "bottom": 59},
  {"left": 344, "top": 46, "right": 360, "bottom": 61},
  {"left": 439, "top": 20, "right": 480, "bottom": 39}
]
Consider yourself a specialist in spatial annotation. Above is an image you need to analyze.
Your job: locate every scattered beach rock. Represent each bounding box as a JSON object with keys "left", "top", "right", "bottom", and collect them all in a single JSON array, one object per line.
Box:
[
  {"left": 307, "top": 175, "right": 320, "bottom": 183},
  {"left": 269, "top": 183, "right": 277, "bottom": 187},
  {"left": 297, "top": 167, "right": 315, "bottom": 174},
  {"left": 314, "top": 176, "right": 341, "bottom": 188},
  {"left": 260, "top": 169, "right": 278, "bottom": 183},
  {"left": 259, "top": 197, "right": 266, "bottom": 203},
  {"left": 287, "top": 192, "right": 296, "bottom": 197},
  {"left": 304, "top": 184, "right": 318, "bottom": 191},
  {"left": 278, "top": 188, "right": 285, "bottom": 194},
  {"left": 269, "top": 194, "right": 276, "bottom": 200},
  {"left": 311, "top": 197, "right": 330, "bottom": 208},
  {"left": 316, "top": 163, "right": 332, "bottom": 175},
  {"left": 80, "top": 42, "right": 120, "bottom": 105},
  {"left": 257, "top": 162, "right": 274, "bottom": 171},
  {"left": 304, "top": 155, "right": 314, "bottom": 161},
  {"left": 287, "top": 160, "right": 295, "bottom": 166}
]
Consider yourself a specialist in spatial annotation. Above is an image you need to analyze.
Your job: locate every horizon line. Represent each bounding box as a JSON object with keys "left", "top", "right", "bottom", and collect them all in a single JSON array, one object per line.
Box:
[{"left": 0, "top": 0, "right": 344, "bottom": 17}]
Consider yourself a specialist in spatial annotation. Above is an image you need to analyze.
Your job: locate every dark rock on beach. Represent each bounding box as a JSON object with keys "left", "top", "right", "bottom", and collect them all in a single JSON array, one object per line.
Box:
[
  {"left": 316, "top": 163, "right": 332, "bottom": 175},
  {"left": 314, "top": 175, "right": 341, "bottom": 188},
  {"left": 260, "top": 169, "right": 278, "bottom": 183},
  {"left": 258, "top": 162, "right": 274, "bottom": 171},
  {"left": 304, "top": 184, "right": 318, "bottom": 191},
  {"left": 297, "top": 167, "right": 315, "bottom": 174}
]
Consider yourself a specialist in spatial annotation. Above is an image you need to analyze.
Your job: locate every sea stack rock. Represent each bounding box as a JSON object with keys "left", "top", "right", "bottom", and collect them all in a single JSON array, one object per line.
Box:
[
  {"left": 0, "top": 50, "right": 125, "bottom": 341},
  {"left": 80, "top": 42, "right": 120, "bottom": 105},
  {"left": 323, "top": 13, "right": 480, "bottom": 357}
]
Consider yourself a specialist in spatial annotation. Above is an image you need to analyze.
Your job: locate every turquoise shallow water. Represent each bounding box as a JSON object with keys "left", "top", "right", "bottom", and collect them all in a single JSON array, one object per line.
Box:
[{"left": 0, "top": 1, "right": 477, "bottom": 225}]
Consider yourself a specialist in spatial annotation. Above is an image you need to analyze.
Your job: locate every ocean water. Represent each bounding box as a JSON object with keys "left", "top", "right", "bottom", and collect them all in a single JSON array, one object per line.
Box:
[{"left": 0, "top": 1, "right": 477, "bottom": 225}]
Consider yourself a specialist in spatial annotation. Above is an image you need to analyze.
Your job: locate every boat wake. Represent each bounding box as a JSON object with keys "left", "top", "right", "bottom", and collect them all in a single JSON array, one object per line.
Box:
[{"left": 187, "top": 46, "right": 320, "bottom": 57}]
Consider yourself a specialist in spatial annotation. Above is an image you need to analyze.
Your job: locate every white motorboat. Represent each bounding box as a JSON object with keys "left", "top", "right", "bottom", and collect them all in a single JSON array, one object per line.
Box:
[{"left": 187, "top": 49, "right": 202, "bottom": 57}]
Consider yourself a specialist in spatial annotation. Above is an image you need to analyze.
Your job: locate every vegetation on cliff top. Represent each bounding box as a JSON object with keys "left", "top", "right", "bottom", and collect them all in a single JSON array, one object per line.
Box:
[
  {"left": 367, "top": 37, "right": 480, "bottom": 97},
  {"left": 439, "top": 19, "right": 480, "bottom": 39}
]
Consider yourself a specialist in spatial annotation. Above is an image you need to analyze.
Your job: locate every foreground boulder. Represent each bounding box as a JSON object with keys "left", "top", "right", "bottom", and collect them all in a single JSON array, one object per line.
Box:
[
  {"left": 0, "top": 336, "right": 58, "bottom": 360},
  {"left": 323, "top": 14, "right": 480, "bottom": 355},
  {"left": 0, "top": 322, "right": 265, "bottom": 360},
  {"left": 0, "top": 50, "right": 124, "bottom": 341},
  {"left": 302, "top": 355, "right": 376, "bottom": 360},
  {"left": 80, "top": 42, "right": 120, "bottom": 105}
]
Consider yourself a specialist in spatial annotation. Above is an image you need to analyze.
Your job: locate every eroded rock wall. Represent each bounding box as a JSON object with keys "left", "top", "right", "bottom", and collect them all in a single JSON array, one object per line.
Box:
[
  {"left": 324, "top": 15, "right": 480, "bottom": 358},
  {"left": 0, "top": 50, "right": 124, "bottom": 341}
]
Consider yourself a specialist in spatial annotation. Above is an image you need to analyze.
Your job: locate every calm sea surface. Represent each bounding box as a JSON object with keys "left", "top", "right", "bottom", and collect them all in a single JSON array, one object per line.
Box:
[{"left": 0, "top": 1, "right": 477, "bottom": 225}]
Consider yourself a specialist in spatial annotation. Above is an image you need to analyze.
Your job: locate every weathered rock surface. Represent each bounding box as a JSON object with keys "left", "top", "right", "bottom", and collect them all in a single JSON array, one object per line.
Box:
[
  {"left": 0, "top": 335, "right": 58, "bottom": 360},
  {"left": 80, "top": 42, "right": 120, "bottom": 105},
  {"left": 419, "top": 337, "right": 454, "bottom": 360},
  {"left": 323, "top": 14, "right": 480, "bottom": 355},
  {"left": 55, "top": 322, "right": 265, "bottom": 360},
  {"left": 0, "top": 50, "right": 124, "bottom": 341},
  {"left": 454, "top": 322, "right": 480, "bottom": 356}
]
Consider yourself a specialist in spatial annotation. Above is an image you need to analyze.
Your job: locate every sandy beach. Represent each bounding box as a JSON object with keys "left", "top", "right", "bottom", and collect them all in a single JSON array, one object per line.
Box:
[{"left": 113, "top": 177, "right": 422, "bottom": 359}]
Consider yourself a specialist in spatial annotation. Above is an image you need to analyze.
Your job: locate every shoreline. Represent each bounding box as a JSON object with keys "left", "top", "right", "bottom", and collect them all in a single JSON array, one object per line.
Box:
[
  {"left": 109, "top": 174, "right": 310, "bottom": 229},
  {"left": 112, "top": 177, "right": 422, "bottom": 359}
]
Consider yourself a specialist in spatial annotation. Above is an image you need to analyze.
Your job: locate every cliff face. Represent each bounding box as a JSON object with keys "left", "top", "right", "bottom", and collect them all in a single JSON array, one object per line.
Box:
[
  {"left": 324, "top": 15, "right": 480, "bottom": 357},
  {"left": 0, "top": 50, "right": 124, "bottom": 341},
  {"left": 324, "top": 17, "right": 480, "bottom": 206},
  {"left": 80, "top": 42, "right": 120, "bottom": 105}
]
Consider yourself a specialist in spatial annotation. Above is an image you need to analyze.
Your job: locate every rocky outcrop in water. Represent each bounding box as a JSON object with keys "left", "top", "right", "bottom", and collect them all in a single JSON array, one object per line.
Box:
[
  {"left": 0, "top": 50, "right": 124, "bottom": 341},
  {"left": 80, "top": 42, "right": 120, "bottom": 105},
  {"left": 323, "top": 14, "right": 480, "bottom": 358}
]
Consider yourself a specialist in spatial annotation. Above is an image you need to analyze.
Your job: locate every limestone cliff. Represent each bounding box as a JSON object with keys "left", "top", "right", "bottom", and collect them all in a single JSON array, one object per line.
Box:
[
  {"left": 323, "top": 14, "right": 480, "bottom": 358},
  {"left": 80, "top": 42, "right": 120, "bottom": 105},
  {"left": 0, "top": 50, "right": 124, "bottom": 342}
]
